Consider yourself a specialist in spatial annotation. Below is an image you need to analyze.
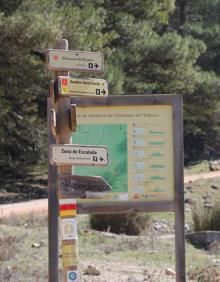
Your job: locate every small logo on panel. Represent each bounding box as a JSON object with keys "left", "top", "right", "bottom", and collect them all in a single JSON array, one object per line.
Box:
[{"left": 68, "top": 271, "right": 78, "bottom": 281}]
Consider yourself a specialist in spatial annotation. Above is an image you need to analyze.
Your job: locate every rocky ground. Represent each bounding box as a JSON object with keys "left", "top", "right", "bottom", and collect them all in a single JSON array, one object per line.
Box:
[{"left": 1, "top": 161, "right": 220, "bottom": 281}]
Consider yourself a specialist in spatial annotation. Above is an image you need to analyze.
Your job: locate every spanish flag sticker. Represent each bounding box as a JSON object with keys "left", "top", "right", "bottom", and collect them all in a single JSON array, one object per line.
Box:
[{"left": 59, "top": 199, "right": 77, "bottom": 218}]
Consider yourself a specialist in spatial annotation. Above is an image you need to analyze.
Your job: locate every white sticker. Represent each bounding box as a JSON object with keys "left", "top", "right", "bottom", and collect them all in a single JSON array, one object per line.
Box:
[
  {"left": 134, "top": 139, "right": 145, "bottom": 146},
  {"left": 60, "top": 218, "right": 77, "bottom": 240},
  {"left": 134, "top": 151, "right": 145, "bottom": 158},
  {"left": 67, "top": 270, "right": 78, "bottom": 282},
  {"left": 134, "top": 174, "right": 145, "bottom": 182},
  {"left": 134, "top": 186, "right": 144, "bottom": 193},
  {"left": 134, "top": 162, "right": 145, "bottom": 170},
  {"left": 133, "top": 128, "right": 145, "bottom": 135},
  {"left": 118, "top": 194, "right": 129, "bottom": 201}
]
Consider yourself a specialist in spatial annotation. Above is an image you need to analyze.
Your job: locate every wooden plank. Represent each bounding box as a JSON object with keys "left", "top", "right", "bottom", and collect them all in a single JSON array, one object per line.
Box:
[
  {"left": 77, "top": 200, "right": 174, "bottom": 214},
  {"left": 50, "top": 80, "right": 56, "bottom": 106},
  {"left": 70, "top": 104, "right": 77, "bottom": 132},
  {"left": 173, "top": 95, "right": 186, "bottom": 282},
  {"left": 70, "top": 94, "right": 175, "bottom": 107},
  {"left": 58, "top": 175, "right": 112, "bottom": 198},
  {"left": 50, "top": 108, "right": 57, "bottom": 136}
]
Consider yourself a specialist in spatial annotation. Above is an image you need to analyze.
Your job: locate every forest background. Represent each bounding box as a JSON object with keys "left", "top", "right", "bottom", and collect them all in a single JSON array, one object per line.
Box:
[{"left": 1, "top": 0, "right": 220, "bottom": 183}]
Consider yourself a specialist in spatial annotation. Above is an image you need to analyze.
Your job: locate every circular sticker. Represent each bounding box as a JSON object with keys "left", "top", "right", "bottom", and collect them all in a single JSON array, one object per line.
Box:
[
  {"left": 64, "top": 223, "right": 74, "bottom": 234},
  {"left": 68, "top": 271, "right": 77, "bottom": 281}
]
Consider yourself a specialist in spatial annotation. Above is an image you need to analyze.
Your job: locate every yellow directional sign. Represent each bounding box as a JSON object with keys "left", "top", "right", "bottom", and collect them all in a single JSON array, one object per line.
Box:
[
  {"left": 57, "top": 76, "right": 108, "bottom": 97},
  {"left": 46, "top": 49, "right": 104, "bottom": 72}
]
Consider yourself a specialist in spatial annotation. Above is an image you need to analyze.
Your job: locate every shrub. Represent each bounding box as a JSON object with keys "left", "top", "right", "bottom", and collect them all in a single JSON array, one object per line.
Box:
[
  {"left": 89, "top": 212, "right": 151, "bottom": 235},
  {"left": 192, "top": 202, "right": 220, "bottom": 231},
  {"left": 188, "top": 266, "right": 220, "bottom": 282}
]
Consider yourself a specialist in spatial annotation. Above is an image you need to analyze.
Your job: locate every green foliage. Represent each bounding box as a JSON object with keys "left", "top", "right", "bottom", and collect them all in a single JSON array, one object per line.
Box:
[
  {"left": 171, "top": 0, "right": 220, "bottom": 160},
  {"left": 0, "top": 0, "right": 23, "bottom": 15},
  {"left": 0, "top": 0, "right": 62, "bottom": 172},
  {"left": 1, "top": 0, "right": 220, "bottom": 176},
  {"left": 192, "top": 202, "right": 220, "bottom": 231},
  {"left": 89, "top": 212, "right": 151, "bottom": 235}
]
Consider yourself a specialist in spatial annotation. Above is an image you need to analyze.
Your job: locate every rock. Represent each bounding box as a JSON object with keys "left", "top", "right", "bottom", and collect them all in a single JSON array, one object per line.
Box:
[
  {"left": 209, "top": 160, "right": 220, "bottom": 171},
  {"left": 40, "top": 240, "right": 45, "bottom": 246},
  {"left": 186, "top": 186, "right": 193, "bottom": 192},
  {"left": 147, "top": 250, "right": 158, "bottom": 254},
  {"left": 212, "top": 259, "right": 220, "bottom": 267},
  {"left": 203, "top": 203, "right": 214, "bottom": 209},
  {"left": 105, "top": 246, "right": 114, "bottom": 254},
  {"left": 165, "top": 268, "right": 176, "bottom": 276},
  {"left": 185, "top": 224, "right": 191, "bottom": 232},
  {"left": 185, "top": 207, "right": 191, "bottom": 213},
  {"left": 127, "top": 277, "right": 139, "bottom": 282},
  {"left": 184, "top": 198, "right": 194, "bottom": 205},
  {"left": 32, "top": 242, "right": 41, "bottom": 248},
  {"left": 84, "top": 265, "right": 101, "bottom": 276},
  {"left": 211, "top": 185, "right": 220, "bottom": 190},
  {"left": 153, "top": 220, "right": 169, "bottom": 233}
]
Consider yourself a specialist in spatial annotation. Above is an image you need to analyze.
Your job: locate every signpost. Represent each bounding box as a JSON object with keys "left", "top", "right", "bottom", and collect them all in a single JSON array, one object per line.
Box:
[
  {"left": 58, "top": 175, "right": 112, "bottom": 198},
  {"left": 49, "top": 144, "right": 108, "bottom": 166},
  {"left": 47, "top": 49, "right": 104, "bottom": 72},
  {"left": 56, "top": 76, "right": 108, "bottom": 97},
  {"left": 47, "top": 39, "right": 185, "bottom": 282}
]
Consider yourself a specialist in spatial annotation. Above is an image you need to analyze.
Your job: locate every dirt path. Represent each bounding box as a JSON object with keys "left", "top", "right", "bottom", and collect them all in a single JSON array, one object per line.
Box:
[
  {"left": 184, "top": 170, "right": 220, "bottom": 183},
  {"left": 1, "top": 170, "right": 220, "bottom": 219}
]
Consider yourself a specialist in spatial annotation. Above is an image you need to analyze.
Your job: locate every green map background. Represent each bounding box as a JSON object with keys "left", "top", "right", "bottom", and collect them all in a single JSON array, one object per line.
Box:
[{"left": 72, "top": 124, "right": 128, "bottom": 193}]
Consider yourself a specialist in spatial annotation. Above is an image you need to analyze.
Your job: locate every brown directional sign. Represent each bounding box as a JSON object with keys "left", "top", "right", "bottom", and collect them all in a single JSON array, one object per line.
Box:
[{"left": 58, "top": 175, "right": 112, "bottom": 198}]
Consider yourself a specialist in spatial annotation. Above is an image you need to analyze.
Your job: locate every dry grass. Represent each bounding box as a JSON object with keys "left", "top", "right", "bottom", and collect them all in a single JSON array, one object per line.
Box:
[
  {"left": 188, "top": 266, "right": 220, "bottom": 282},
  {"left": 192, "top": 202, "right": 220, "bottom": 231}
]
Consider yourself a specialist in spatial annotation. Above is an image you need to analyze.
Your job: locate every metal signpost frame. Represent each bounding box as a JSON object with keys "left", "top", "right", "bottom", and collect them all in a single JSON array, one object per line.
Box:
[{"left": 70, "top": 94, "right": 185, "bottom": 282}]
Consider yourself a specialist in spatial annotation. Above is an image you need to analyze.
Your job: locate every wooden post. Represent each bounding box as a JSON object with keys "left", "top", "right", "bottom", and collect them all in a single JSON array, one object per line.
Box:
[
  {"left": 53, "top": 39, "right": 79, "bottom": 282},
  {"left": 48, "top": 98, "right": 59, "bottom": 282},
  {"left": 173, "top": 95, "right": 186, "bottom": 282}
]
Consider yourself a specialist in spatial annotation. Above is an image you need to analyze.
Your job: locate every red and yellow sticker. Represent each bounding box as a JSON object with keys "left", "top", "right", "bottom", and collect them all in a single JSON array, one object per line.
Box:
[
  {"left": 59, "top": 199, "right": 77, "bottom": 218},
  {"left": 61, "top": 78, "right": 69, "bottom": 94}
]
